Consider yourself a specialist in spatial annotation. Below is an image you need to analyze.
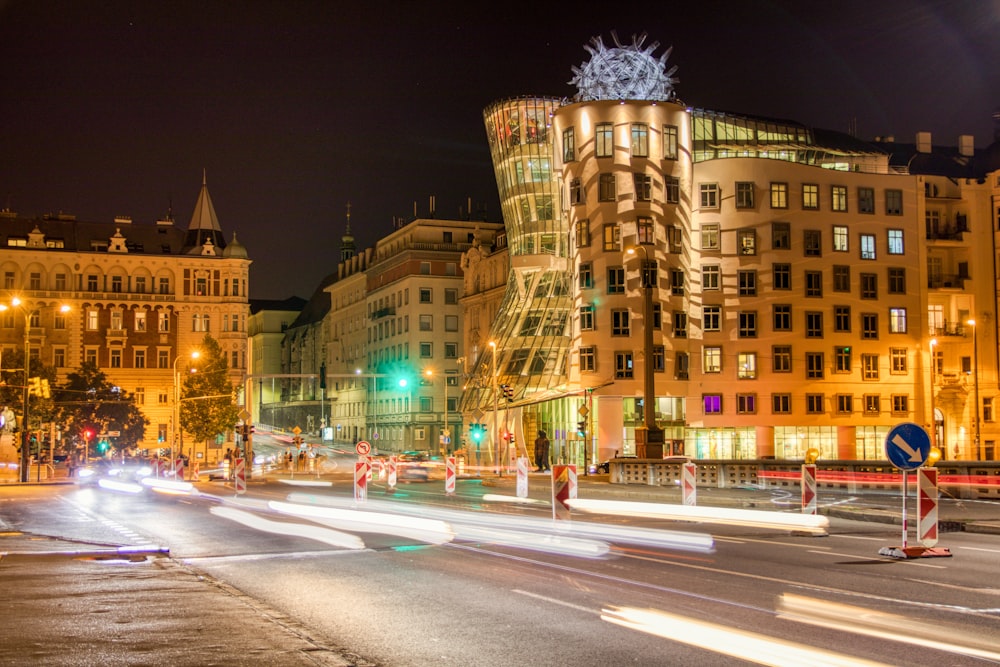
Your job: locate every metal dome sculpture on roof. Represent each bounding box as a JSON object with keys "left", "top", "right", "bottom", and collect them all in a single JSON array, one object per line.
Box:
[{"left": 569, "top": 31, "right": 678, "bottom": 102}]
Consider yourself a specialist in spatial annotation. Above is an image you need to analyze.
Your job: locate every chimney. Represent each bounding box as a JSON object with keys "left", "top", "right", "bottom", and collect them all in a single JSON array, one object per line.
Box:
[
  {"left": 958, "top": 135, "right": 974, "bottom": 157},
  {"left": 916, "top": 131, "right": 932, "bottom": 153}
]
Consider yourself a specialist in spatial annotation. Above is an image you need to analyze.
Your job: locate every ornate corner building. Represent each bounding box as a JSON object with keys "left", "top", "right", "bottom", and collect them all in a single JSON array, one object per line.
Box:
[
  {"left": 0, "top": 176, "right": 250, "bottom": 461},
  {"left": 461, "top": 33, "right": 1000, "bottom": 465}
]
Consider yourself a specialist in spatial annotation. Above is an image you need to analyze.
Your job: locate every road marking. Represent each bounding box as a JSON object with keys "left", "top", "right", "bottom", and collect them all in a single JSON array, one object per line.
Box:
[
  {"left": 512, "top": 589, "right": 595, "bottom": 614},
  {"left": 714, "top": 535, "right": 831, "bottom": 550},
  {"left": 955, "top": 545, "right": 1000, "bottom": 554},
  {"left": 184, "top": 549, "right": 372, "bottom": 565}
]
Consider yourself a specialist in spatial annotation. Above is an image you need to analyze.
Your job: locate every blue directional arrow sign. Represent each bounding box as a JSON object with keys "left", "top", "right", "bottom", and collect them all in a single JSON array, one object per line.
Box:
[{"left": 884, "top": 422, "right": 931, "bottom": 470}]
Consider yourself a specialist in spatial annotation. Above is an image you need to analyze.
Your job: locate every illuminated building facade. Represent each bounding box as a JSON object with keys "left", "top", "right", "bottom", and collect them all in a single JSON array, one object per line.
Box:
[{"left": 462, "top": 33, "right": 1000, "bottom": 463}]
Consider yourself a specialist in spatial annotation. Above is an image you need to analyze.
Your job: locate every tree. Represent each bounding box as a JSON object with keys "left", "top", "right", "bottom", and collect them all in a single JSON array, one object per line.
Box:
[
  {"left": 0, "top": 348, "right": 58, "bottom": 434},
  {"left": 180, "top": 334, "right": 239, "bottom": 447},
  {"left": 53, "top": 362, "right": 148, "bottom": 453}
]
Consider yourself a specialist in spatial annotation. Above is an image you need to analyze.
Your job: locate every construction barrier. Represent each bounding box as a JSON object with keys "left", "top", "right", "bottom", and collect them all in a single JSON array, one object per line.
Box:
[
  {"left": 918, "top": 466, "right": 939, "bottom": 547},
  {"left": 552, "top": 464, "right": 577, "bottom": 521},
  {"left": 175, "top": 458, "right": 185, "bottom": 481},
  {"left": 387, "top": 456, "right": 397, "bottom": 490},
  {"left": 516, "top": 457, "right": 529, "bottom": 498},
  {"left": 192, "top": 461, "right": 201, "bottom": 482},
  {"left": 445, "top": 456, "right": 456, "bottom": 495},
  {"left": 801, "top": 464, "right": 817, "bottom": 514},
  {"left": 354, "top": 459, "right": 368, "bottom": 503},
  {"left": 234, "top": 458, "right": 246, "bottom": 494},
  {"left": 682, "top": 462, "right": 697, "bottom": 506}
]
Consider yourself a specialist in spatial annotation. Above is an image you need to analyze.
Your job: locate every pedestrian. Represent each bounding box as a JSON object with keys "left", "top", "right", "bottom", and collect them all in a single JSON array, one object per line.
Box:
[{"left": 534, "top": 430, "right": 550, "bottom": 472}]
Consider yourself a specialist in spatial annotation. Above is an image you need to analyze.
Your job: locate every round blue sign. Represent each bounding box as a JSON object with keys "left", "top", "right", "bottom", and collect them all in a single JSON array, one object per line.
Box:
[{"left": 884, "top": 422, "right": 931, "bottom": 470}]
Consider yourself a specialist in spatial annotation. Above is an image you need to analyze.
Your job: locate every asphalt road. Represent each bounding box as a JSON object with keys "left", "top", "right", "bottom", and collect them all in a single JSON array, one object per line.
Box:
[{"left": 2, "top": 478, "right": 999, "bottom": 666}]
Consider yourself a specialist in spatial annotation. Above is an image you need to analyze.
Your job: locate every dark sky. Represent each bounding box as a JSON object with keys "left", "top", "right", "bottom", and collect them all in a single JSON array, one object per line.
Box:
[{"left": 2, "top": 0, "right": 998, "bottom": 300}]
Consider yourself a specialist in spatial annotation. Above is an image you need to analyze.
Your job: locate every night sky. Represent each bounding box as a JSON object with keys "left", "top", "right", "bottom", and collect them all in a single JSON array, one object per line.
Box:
[{"left": 1, "top": 0, "right": 998, "bottom": 300}]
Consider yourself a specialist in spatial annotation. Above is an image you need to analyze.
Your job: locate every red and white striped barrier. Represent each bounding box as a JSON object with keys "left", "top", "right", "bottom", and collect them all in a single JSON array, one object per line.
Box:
[
  {"left": 175, "top": 458, "right": 185, "bottom": 481},
  {"left": 234, "top": 458, "right": 246, "bottom": 494},
  {"left": 445, "top": 456, "right": 457, "bottom": 495},
  {"left": 192, "top": 461, "right": 200, "bottom": 482},
  {"left": 918, "top": 466, "right": 939, "bottom": 547},
  {"left": 682, "top": 462, "right": 697, "bottom": 506},
  {"left": 801, "top": 464, "right": 817, "bottom": 514},
  {"left": 552, "top": 464, "right": 577, "bottom": 521},
  {"left": 387, "top": 456, "right": 397, "bottom": 489},
  {"left": 516, "top": 457, "right": 529, "bottom": 498},
  {"left": 151, "top": 459, "right": 162, "bottom": 478},
  {"left": 354, "top": 459, "right": 368, "bottom": 503}
]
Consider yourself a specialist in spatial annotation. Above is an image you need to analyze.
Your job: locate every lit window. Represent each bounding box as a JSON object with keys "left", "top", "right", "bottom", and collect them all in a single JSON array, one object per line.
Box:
[
  {"left": 737, "top": 352, "right": 757, "bottom": 378},
  {"left": 576, "top": 219, "right": 590, "bottom": 247},
  {"left": 860, "top": 234, "right": 876, "bottom": 260},
  {"left": 802, "top": 184, "right": 819, "bottom": 210},
  {"left": 889, "top": 307, "right": 907, "bottom": 333},
  {"left": 887, "top": 229, "right": 904, "bottom": 254},
  {"left": 703, "top": 346, "right": 721, "bottom": 373},
  {"left": 831, "top": 185, "right": 848, "bottom": 212},
  {"left": 700, "top": 183, "right": 719, "bottom": 209},
  {"left": 562, "top": 127, "right": 575, "bottom": 162},
  {"left": 637, "top": 217, "right": 654, "bottom": 244},
  {"left": 596, "top": 123, "right": 613, "bottom": 157},
  {"left": 631, "top": 123, "right": 648, "bottom": 157},
  {"left": 738, "top": 229, "right": 756, "bottom": 255},
  {"left": 702, "top": 265, "right": 720, "bottom": 290},
  {"left": 833, "top": 225, "right": 848, "bottom": 252},
  {"left": 603, "top": 223, "right": 621, "bottom": 251},
  {"left": 701, "top": 224, "right": 719, "bottom": 250},
  {"left": 770, "top": 182, "right": 788, "bottom": 209},
  {"left": 703, "top": 394, "right": 722, "bottom": 414},
  {"left": 662, "top": 125, "right": 678, "bottom": 159}
]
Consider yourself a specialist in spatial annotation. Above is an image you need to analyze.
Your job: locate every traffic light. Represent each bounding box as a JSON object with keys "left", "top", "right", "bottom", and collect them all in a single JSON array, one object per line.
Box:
[
  {"left": 40, "top": 379, "right": 50, "bottom": 398},
  {"left": 470, "top": 423, "right": 485, "bottom": 443},
  {"left": 577, "top": 420, "right": 587, "bottom": 437},
  {"left": 501, "top": 384, "right": 514, "bottom": 402},
  {"left": 28, "top": 377, "right": 41, "bottom": 396}
]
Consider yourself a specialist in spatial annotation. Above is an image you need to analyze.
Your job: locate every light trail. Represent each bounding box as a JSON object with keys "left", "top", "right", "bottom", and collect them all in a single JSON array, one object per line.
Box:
[{"left": 209, "top": 506, "right": 365, "bottom": 549}]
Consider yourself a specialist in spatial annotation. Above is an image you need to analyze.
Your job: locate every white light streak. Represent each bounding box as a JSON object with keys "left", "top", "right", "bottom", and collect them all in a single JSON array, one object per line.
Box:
[
  {"left": 209, "top": 506, "right": 365, "bottom": 550},
  {"left": 97, "top": 478, "right": 144, "bottom": 494},
  {"left": 267, "top": 500, "right": 454, "bottom": 545}
]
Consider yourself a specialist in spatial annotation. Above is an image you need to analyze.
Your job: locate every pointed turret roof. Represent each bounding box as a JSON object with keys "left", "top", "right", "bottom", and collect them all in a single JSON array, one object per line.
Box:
[
  {"left": 184, "top": 170, "right": 226, "bottom": 252},
  {"left": 340, "top": 201, "right": 356, "bottom": 262}
]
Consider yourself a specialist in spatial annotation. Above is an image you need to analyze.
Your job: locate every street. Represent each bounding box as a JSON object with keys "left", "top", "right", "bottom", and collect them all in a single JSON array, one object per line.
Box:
[{"left": 1, "top": 476, "right": 999, "bottom": 666}]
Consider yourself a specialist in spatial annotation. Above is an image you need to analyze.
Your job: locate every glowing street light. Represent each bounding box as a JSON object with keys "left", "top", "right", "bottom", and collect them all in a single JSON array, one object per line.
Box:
[{"left": 173, "top": 350, "right": 200, "bottom": 475}]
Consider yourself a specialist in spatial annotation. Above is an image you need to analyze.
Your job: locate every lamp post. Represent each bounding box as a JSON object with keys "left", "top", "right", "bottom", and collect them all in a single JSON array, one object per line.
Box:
[
  {"left": 173, "top": 350, "right": 199, "bottom": 474},
  {"left": 488, "top": 340, "right": 500, "bottom": 475},
  {"left": 929, "top": 338, "right": 938, "bottom": 455},
  {"left": 625, "top": 246, "right": 664, "bottom": 458},
  {"left": 425, "top": 368, "right": 450, "bottom": 456},
  {"left": 968, "top": 319, "right": 981, "bottom": 460},
  {"left": 0, "top": 299, "right": 69, "bottom": 483}
]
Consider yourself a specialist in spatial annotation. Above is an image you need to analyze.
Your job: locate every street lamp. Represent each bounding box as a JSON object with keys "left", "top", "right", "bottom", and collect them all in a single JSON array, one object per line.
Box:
[
  {"left": 929, "top": 338, "right": 938, "bottom": 456},
  {"left": 968, "top": 319, "right": 981, "bottom": 460},
  {"left": 0, "top": 299, "right": 69, "bottom": 483},
  {"left": 424, "top": 368, "right": 450, "bottom": 456},
  {"left": 625, "top": 246, "right": 664, "bottom": 458},
  {"left": 173, "top": 350, "right": 200, "bottom": 474},
  {"left": 488, "top": 340, "right": 500, "bottom": 475}
]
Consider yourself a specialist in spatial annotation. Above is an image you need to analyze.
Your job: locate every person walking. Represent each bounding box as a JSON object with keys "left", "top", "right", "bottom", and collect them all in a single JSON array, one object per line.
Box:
[{"left": 534, "top": 430, "right": 550, "bottom": 472}]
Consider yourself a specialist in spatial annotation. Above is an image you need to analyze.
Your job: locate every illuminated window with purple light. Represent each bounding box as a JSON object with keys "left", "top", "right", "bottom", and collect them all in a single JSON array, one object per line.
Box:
[{"left": 703, "top": 394, "right": 722, "bottom": 414}]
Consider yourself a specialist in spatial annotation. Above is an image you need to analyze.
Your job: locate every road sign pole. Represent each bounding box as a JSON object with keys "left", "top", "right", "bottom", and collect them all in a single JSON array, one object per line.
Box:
[{"left": 900, "top": 469, "right": 908, "bottom": 550}]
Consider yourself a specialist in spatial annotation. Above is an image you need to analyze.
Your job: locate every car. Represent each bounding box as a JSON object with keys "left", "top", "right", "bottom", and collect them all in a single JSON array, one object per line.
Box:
[{"left": 397, "top": 451, "right": 430, "bottom": 482}]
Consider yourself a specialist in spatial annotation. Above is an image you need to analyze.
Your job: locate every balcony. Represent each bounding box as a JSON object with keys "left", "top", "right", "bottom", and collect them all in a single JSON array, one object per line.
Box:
[
  {"left": 927, "top": 274, "right": 969, "bottom": 289},
  {"left": 370, "top": 306, "right": 396, "bottom": 320},
  {"left": 929, "top": 321, "right": 969, "bottom": 337}
]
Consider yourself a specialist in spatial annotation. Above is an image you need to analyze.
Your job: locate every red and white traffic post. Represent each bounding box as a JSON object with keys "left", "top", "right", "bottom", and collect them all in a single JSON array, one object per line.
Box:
[
  {"left": 917, "top": 466, "right": 939, "bottom": 547},
  {"left": 551, "top": 464, "right": 577, "bottom": 521},
  {"left": 234, "top": 457, "right": 246, "bottom": 495},
  {"left": 353, "top": 459, "right": 367, "bottom": 503},
  {"left": 516, "top": 457, "right": 529, "bottom": 498},
  {"left": 387, "top": 455, "right": 397, "bottom": 491},
  {"left": 801, "top": 463, "right": 817, "bottom": 514},
  {"left": 445, "top": 456, "right": 457, "bottom": 495},
  {"left": 682, "top": 462, "right": 697, "bottom": 506}
]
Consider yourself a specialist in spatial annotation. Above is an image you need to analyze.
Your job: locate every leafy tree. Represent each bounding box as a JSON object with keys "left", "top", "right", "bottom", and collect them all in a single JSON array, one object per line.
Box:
[
  {"left": 53, "top": 362, "right": 148, "bottom": 453},
  {"left": 181, "top": 334, "right": 238, "bottom": 447},
  {"left": 0, "top": 348, "right": 58, "bottom": 433}
]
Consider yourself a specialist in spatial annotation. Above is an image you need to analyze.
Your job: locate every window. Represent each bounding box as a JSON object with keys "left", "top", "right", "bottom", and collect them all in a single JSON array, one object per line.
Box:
[
  {"left": 701, "top": 224, "right": 720, "bottom": 250},
  {"left": 860, "top": 273, "right": 878, "bottom": 299},
  {"left": 802, "top": 183, "right": 819, "bottom": 210},
  {"left": 890, "top": 348, "right": 907, "bottom": 374},
  {"left": 25, "top": 272, "right": 40, "bottom": 290},
  {"left": 574, "top": 219, "right": 591, "bottom": 248},
  {"left": 579, "top": 263, "right": 593, "bottom": 289},
  {"left": 419, "top": 288, "right": 432, "bottom": 303},
  {"left": 445, "top": 288, "right": 458, "bottom": 304},
  {"left": 861, "top": 313, "right": 879, "bottom": 339},
  {"left": 806, "top": 394, "right": 824, "bottom": 414},
  {"left": 420, "top": 342, "right": 432, "bottom": 358},
  {"left": 700, "top": 183, "right": 720, "bottom": 209},
  {"left": 569, "top": 178, "right": 583, "bottom": 205},
  {"left": 633, "top": 173, "right": 652, "bottom": 202},
  {"left": 774, "top": 263, "right": 791, "bottom": 290},
  {"left": 637, "top": 217, "right": 654, "bottom": 244},
  {"left": 615, "top": 352, "right": 633, "bottom": 378},
  {"left": 737, "top": 352, "right": 757, "bottom": 378},
  {"left": 703, "top": 346, "right": 722, "bottom": 373},
  {"left": 55, "top": 273, "right": 67, "bottom": 290},
  {"left": 631, "top": 123, "right": 648, "bottom": 157},
  {"left": 831, "top": 185, "right": 848, "bottom": 212},
  {"left": 737, "top": 393, "right": 757, "bottom": 414},
  {"left": 53, "top": 348, "right": 66, "bottom": 368},
  {"left": 596, "top": 123, "right": 613, "bottom": 157},
  {"left": 653, "top": 345, "right": 665, "bottom": 372},
  {"left": 135, "top": 311, "right": 146, "bottom": 332},
  {"left": 738, "top": 229, "right": 756, "bottom": 255},
  {"left": 887, "top": 229, "right": 904, "bottom": 255},
  {"left": 805, "top": 271, "right": 823, "bottom": 297},
  {"left": 736, "top": 182, "right": 755, "bottom": 209},
  {"left": 703, "top": 306, "right": 721, "bottom": 331},
  {"left": 110, "top": 349, "right": 122, "bottom": 368},
  {"left": 87, "top": 275, "right": 98, "bottom": 291},
  {"left": 770, "top": 182, "right": 788, "bottom": 209},
  {"left": 670, "top": 269, "right": 684, "bottom": 296},
  {"left": 864, "top": 395, "right": 881, "bottom": 415},
  {"left": 833, "top": 225, "right": 848, "bottom": 252},
  {"left": 607, "top": 267, "right": 624, "bottom": 293},
  {"left": 834, "top": 306, "right": 851, "bottom": 332},
  {"left": 641, "top": 260, "right": 657, "bottom": 289},
  {"left": 738, "top": 270, "right": 757, "bottom": 296},
  {"left": 833, "top": 266, "right": 850, "bottom": 292},
  {"left": 157, "top": 350, "right": 169, "bottom": 368},
  {"left": 702, "top": 264, "right": 720, "bottom": 290},
  {"left": 892, "top": 395, "right": 909, "bottom": 415},
  {"left": 885, "top": 189, "right": 903, "bottom": 215},
  {"left": 135, "top": 349, "right": 146, "bottom": 368},
  {"left": 419, "top": 314, "right": 433, "bottom": 331},
  {"left": 54, "top": 312, "right": 66, "bottom": 329},
  {"left": 85, "top": 348, "right": 97, "bottom": 365},
  {"left": 773, "top": 304, "right": 791, "bottom": 331},
  {"left": 598, "top": 173, "right": 616, "bottom": 202},
  {"left": 889, "top": 307, "right": 907, "bottom": 333},
  {"left": 771, "top": 345, "right": 792, "bottom": 373},
  {"left": 603, "top": 223, "right": 621, "bottom": 251},
  {"left": 888, "top": 267, "right": 906, "bottom": 294},
  {"left": 858, "top": 187, "right": 875, "bottom": 214},
  {"left": 835, "top": 346, "right": 852, "bottom": 373},
  {"left": 562, "top": 127, "right": 575, "bottom": 162},
  {"left": 738, "top": 311, "right": 757, "bottom": 338},
  {"left": 86, "top": 310, "right": 98, "bottom": 331},
  {"left": 861, "top": 354, "right": 878, "bottom": 380},
  {"left": 579, "top": 346, "right": 595, "bottom": 371},
  {"left": 445, "top": 342, "right": 458, "bottom": 359},
  {"left": 984, "top": 397, "right": 994, "bottom": 423},
  {"left": 804, "top": 230, "right": 821, "bottom": 256},
  {"left": 703, "top": 394, "right": 722, "bottom": 414},
  {"left": 860, "top": 234, "right": 876, "bottom": 260},
  {"left": 672, "top": 311, "right": 687, "bottom": 338},
  {"left": 193, "top": 313, "right": 210, "bottom": 332},
  {"left": 662, "top": 124, "right": 678, "bottom": 159},
  {"left": 3, "top": 271, "right": 13, "bottom": 289},
  {"left": 805, "top": 311, "right": 823, "bottom": 337},
  {"left": 836, "top": 394, "right": 853, "bottom": 414},
  {"left": 772, "top": 221, "right": 790, "bottom": 249},
  {"left": 772, "top": 393, "right": 791, "bottom": 414},
  {"left": 675, "top": 352, "right": 689, "bottom": 379},
  {"left": 664, "top": 176, "right": 680, "bottom": 204},
  {"left": 806, "top": 352, "right": 824, "bottom": 378},
  {"left": 611, "top": 309, "right": 630, "bottom": 336},
  {"left": 158, "top": 277, "right": 169, "bottom": 294},
  {"left": 158, "top": 312, "right": 170, "bottom": 332}
]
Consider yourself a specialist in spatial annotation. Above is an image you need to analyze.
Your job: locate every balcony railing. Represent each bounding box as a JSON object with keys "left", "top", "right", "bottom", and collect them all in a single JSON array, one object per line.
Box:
[{"left": 927, "top": 275, "right": 969, "bottom": 289}]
